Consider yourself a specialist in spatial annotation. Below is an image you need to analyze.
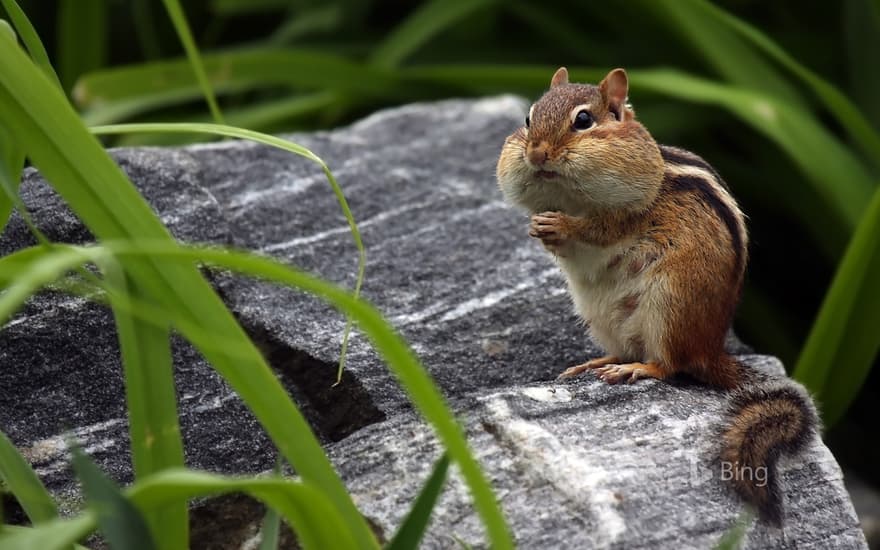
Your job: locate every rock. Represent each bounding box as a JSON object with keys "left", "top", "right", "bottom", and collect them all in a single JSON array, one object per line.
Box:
[
  {"left": 0, "top": 97, "right": 866, "bottom": 548},
  {"left": 844, "top": 470, "right": 880, "bottom": 548}
]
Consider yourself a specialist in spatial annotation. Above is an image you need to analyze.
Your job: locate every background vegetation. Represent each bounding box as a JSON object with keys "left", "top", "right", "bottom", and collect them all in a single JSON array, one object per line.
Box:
[{"left": 0, "top": 0, "right": 878, "bottom": 547}]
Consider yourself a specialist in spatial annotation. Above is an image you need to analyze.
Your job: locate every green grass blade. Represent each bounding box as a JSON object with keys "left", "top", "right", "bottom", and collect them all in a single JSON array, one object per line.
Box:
[
  {"left": 0, "top": 515, "right": 95, "bottom": 550},
  {"left": 642, "top": 0, "right": 807, "bottom": 109},
  {"left": 684, "top": 0, "right": 880, "bottom": 169},
  {"left": 0, "top": 17, "right": 14, "bottom": 41},
  {"left": 269, "top": 4, "right": 343, "bottom": 44},
  {"left": 0, "top": 431, "right": 58, "bottom": 524},
  {"left": 0, "top": 0, "right": 62, "bottom": 90},
  {"left": 0, "top": 246, "right": 97, "bottom": 323},
  {"left": 94, "top": 92, "right": 340, "bottom": 145},
  {"left": 130, "top": 469, "right": 359, "bottom": 550},
  {"left": 258, "top": 503, "right": 281, "bottom": 550},
  {"left": 794, "top": 186, "right": 880, "bottom": 426},
  {"left": 25, "top": 239, "right": 512, "bottom": 549},
  {"left": 90, "top": 122, "right": 365, "bottom": 382},
  {"left": 713, "top": 511, "right": 752, "bottom": 550},
  {"left": 160, "top": 0, "right": 225, "bottom": 124},
  {"left": 102, "top": 261, "right": 187, "bottom": 549},
  {"left": 57, "top": 0, "right": 107, "bottom": 93},
  {"left": 369, "top": 0, "right": 498, "bottom": 68},
  {"left": 0, "top": 39, "right": 378, "bottom": 549},
  {"left": 70, "top": 446, "right": 157, "bottom": 550},
  {"left": 99, "top": 240, "right": 514, "bottom": 550},
  {"left": 386, "top": 453, "right": 450, "bottom": 550},
  {"left": 0, "top": 241, "right": 510, "bottom": 548},
  {"left": 0, "top": 120, "right": 24, "bottom": 232},
  {"left": 75, "top": 48, "right": 400, "bottom": 124}
]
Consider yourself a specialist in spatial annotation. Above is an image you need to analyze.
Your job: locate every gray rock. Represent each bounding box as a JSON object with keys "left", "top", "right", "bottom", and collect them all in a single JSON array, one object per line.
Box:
[
  {"left": 844, "top": 470, "right": 880, "bottom": 548},
  {"left": 0, "top": 97, "right": 866, "bottom": 548}
]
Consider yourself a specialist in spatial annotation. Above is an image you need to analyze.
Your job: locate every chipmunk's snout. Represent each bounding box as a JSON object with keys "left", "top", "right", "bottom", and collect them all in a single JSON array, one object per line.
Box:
[{"left": 526, "top": 141, "right": 550, "bottom": 167}]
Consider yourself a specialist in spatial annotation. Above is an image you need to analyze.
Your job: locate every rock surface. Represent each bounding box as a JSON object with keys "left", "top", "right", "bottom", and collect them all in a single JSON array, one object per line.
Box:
[{"left": 0, "top": 97, "right": 867, "bottom": 548}]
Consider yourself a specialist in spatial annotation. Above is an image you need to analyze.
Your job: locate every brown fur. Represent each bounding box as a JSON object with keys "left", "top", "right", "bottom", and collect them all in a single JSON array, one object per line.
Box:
[{"left": 497, "top": 67, "right": 817, "bottom": 524}]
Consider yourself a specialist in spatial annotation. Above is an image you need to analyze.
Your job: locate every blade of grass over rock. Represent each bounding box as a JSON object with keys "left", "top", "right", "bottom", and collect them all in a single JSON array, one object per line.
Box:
[
  {"left": 71, "top": 445, "right": 157, "bottom": 550},
  {"left": 0, "top": 0, "right": 62, "bottom": 90},
  {"left": 0, "top": 246, "right": 98, "bottom": 324},
  {"left": 387, "top": 453, "right": 450, "bottom": 550},
  {"left": 713, "top": 511, "right": 752, "bottom": 550},
  {"left": 97, "top": 240, "right": 514, "bottom": 550},
  {"left": 97, "top": 91, "right": 336, "bottom": 146},
  {"left": 369, "top": 0, "right": 498, "bottom": 68},
  {"left": 102, "top": 260, "right": 188, "bottom": 549},
  {"left": 0, "top": 37, "right": 378, "bottom": 549},
  {"left": 90, "top": 122, "right": 365, "bottom": 382},
  {"left": 57, "top": 0, "right": 107, "bottom": 93},
  {"left": 5, "top": 239, "right": 513, "bottom": 549},
  {"left": 0, "top": 515, "right": 95, "bottom": 550},
  {"left": 160, "top": 0, "right": 225, "bottom": 124},
  {"left": 794, "top": 187, "right": 880, "bottom": 426},
  {"left": 0, "top": 431, "right": 58, "bottom": 524},
  {"left": 0, "top": 120, "right": 24, "bottom": 232},
  {"left": 130, "top": 469, "right": 359, "bottom": 550},
  {"left": 258, "top": 497, "right": 281, "bottom": 550},
  {"left": 257, "top": 460, "right": 284, "bottom": 550},
  {"left": 682, "top": 0, "right": 880, "bottom": 169}
]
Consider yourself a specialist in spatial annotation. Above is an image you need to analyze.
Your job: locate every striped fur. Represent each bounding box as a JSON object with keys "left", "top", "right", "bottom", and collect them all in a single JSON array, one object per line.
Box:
[
  {"left": 721, "top": 378, "right": 819, "bottom": 525},
  {"left": 660, "top": 146, "right": 748, "bottom": 281},
  {"left": 496, "top": 67, "right": 816, "bottom": 524}
]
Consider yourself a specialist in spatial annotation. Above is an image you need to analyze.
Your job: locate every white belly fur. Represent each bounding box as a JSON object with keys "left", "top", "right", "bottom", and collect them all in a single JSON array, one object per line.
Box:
[{"left": 556, "top": 239, "right": 668, "bottom": 363}]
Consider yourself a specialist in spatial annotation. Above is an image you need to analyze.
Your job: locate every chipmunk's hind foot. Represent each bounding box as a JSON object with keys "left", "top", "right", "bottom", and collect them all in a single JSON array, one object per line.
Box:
[
  {"left": 595, "top": 361, "right": 668, "bottom": 384},
  {"left": 557, "top": 355, "right": 620, "bottom": 380}
]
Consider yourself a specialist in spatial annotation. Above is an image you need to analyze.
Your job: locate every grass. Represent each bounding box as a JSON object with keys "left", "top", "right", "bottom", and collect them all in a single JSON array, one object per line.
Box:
[
  {"left": 0, "top": 3, "right": 511, "bottom": 547},
  {"left": 1, "top": 0, "right": 879, "bottom": 547}
]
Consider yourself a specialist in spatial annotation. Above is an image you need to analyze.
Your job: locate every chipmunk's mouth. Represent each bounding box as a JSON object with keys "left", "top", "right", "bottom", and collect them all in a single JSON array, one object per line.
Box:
[{"left": 535, "top": 169, "right": 559, "bottom": 180}]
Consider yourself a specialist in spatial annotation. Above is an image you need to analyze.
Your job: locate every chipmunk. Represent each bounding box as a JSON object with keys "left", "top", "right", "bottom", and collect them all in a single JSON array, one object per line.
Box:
[{"left": 496, "top": 67, "right": 818, "bottom": 525}]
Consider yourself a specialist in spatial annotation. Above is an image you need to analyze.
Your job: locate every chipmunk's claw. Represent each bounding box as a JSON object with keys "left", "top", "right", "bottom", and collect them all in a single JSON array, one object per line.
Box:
[
  {"left": 594, "top": 362, "right": 665, "bottom": 384},
  {"left": 556, "top": 355, "right": 620, "bottom": 380}
]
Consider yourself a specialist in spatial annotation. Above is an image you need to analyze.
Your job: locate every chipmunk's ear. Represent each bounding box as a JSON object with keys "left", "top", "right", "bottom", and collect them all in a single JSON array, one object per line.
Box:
[
  {"left": 599, "top": 68, "right": 628, "bottom": 120},
  {"left": 550, "top": 67, "right": 569, "bottom": 88}
]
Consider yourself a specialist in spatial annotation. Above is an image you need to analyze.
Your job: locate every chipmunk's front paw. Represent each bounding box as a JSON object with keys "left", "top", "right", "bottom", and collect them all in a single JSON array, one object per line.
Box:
[{"left": 529, "top": 211, "right": 573, "bottom": 253}]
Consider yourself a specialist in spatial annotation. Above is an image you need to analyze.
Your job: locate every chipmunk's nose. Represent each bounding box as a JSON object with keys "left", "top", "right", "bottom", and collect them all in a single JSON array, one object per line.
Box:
[{"left": 526, "top": 141, "right": 549, "bottom": 167}]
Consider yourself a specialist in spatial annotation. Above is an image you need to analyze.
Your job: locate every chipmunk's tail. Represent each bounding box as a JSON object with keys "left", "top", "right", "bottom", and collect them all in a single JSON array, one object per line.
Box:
[{"left": 721, "top": 368, "right": 819, "bottom": 525}]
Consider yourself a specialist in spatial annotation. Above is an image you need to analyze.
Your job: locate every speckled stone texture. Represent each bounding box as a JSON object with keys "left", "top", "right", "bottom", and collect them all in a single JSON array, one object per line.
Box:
[{"left": 0, "top": 97, "right": 867, "bottom": 548}]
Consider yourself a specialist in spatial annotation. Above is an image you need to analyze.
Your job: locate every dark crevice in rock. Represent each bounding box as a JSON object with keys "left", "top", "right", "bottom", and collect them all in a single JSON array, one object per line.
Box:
[
  {"left": 1, "top": 492, "right": 27, "bottom": 526},
  {"left": 243, "top": 323, "right": 385, "bottom": 443}
]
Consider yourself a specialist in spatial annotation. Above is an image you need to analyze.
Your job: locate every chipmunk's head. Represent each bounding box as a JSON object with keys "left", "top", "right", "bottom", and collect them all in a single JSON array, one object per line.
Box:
[{"left": 497, "top": 67, "right": 664, "bottom": 214}]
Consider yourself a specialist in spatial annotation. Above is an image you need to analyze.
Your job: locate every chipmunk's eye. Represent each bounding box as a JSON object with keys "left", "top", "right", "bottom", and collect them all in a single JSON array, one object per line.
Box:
[
  {"left": 525, "top": 115, "right": 530, "bottom": 128},
  {"left": 572, "top": 110, "right": 594, "bottom": 131}
]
